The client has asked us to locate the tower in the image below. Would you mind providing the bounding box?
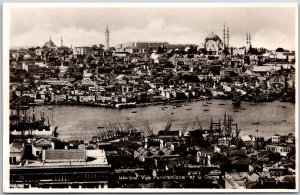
[61,37,63,47]
[246,32,251,52]
[105,25,109,50]
[223,23,226,49]
[226,25,229,48]
[249,33,251,47]
[246,33,249,51]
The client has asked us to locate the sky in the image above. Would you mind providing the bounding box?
[8,5,297,50]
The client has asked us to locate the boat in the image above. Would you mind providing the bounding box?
[186,108,192,110]
[233,110,239,112]
[232,97,241,107]
[282,105,287,108]
[203,104,209,107]
[115,102,137,109]
[131,111,137,113]
[232,100,241,107]
[206,102,212,105]
[251,122,259,125]
[218,103,225,105]
[204,109,209,111]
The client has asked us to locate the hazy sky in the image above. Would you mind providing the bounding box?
[9,5,297,50]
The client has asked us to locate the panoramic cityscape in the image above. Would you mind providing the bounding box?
[6,5,296,191]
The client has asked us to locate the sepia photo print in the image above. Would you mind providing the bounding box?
[3,3,298,193]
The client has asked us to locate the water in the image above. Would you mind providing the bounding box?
[28,100,295,141]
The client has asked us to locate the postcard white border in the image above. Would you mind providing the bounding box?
[2,3,299,193]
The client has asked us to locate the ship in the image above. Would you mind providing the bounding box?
[9,105,58,141]
[115,102,137,109]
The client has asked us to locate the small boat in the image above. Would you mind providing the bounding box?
[251,122,259,125]
[97,126,105,129]
[232,100,241,107]
[206,102,212,105]
[171,112,174,115]
[204,109,209,111]
[282,106,287,108]
[131,111,137,113]
[218,103,225,106]
[203,104,209,107]
[186,108,191,110]
[234,110,239,112]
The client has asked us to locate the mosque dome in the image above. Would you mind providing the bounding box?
[44,37,56,48]
[205,32,221,41]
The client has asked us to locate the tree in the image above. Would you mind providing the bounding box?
[276,47,285,52]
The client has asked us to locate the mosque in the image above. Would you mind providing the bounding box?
[43,37,57,48]
[204,24,229,56]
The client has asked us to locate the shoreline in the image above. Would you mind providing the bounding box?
[23,96,294,109]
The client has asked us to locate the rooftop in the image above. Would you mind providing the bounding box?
[11,149,109,169]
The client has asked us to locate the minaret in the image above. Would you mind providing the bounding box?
[246,32,251,52]
[249,33,251,47]
[223,23,226,49]
[61,37,63,47]
[105,25,109,50]
[226,25,229,48]
[246,33,248,52]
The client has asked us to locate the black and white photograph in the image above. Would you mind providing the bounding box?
[3,3,298,193]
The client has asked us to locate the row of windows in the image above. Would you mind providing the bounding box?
[10,173,107,183]
[266,147,291,153]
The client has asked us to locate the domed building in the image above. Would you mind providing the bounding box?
[43,37,57,49]
[204,32,224,56]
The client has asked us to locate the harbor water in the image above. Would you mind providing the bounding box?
[29,100,295,141]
